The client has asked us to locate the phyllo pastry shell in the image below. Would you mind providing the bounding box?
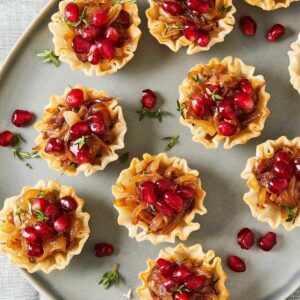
[112,153,206,244]
[243,0,298,10]
[34,85,127,176]
[241,136,300,231]
[178,56,270,149]
[49,0,141,76]
[288,33,300,95]
[0,180,90,273]
[146,0,236,54]
[137,243,229,300]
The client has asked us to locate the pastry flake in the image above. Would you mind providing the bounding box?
[288,33,300,95]
[244,0,298,10]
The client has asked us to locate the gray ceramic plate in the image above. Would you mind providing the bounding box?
[1,0,300,299]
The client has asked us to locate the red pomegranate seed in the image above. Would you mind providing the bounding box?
[31,198,48,212]
[240,16,257,37]
[89,114,106,135]
[59,196,78,212]
[156,179,177,193]
[183,23,199,42]
[239,79,254,96]
[88,44,101,65]
[187,0,209,13]
[45,138,64,154]
[162,277,179,290]
[66,88,84,107]
[93,10,109,27]
[295,159,300,179]
[82,25,102,42]
[266,24,285,42]
[21,227,39,243]
[273,161,293,180]
[177,185,195,200]
[197,31,210,47]
[184,275,208,290]
[34,221,55,241]
[141,89,157,110]
[105,26,121,44]
[275,151,291,164]
[217,99,237,120]
[191,97,210,118]
[94,243,114,257]
[45,204,61,222]
[218,121,237,136]
[72,35,91,54]
[174,293,192,300]
[0,131,14,147]
[98,39,115,60]
[164,192,184,212]
[64,2,80,23]
[237,228,255,250]
[26,243,44,257]
[11,110,33,127]
[157,258,174,276]
[228,256,246,272]
[268,177,288,194]
[257,232,277,251]
[69,141,90,164]
[70,122,91,139]
[172,266,191,283]
[162,1,183,15]
[139,181,158,204]
[117,10,131,28]
[155,201,173,217]
[233,91,254,111]
[54,215,72,232]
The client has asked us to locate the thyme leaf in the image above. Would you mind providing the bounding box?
[219,5,232,13]
[285,206,297,222]
[205,87,223,101]
[163,135,179,151]
[176,100,185,119]
[111,0,136,4]
[99,263,121,289]
[34,210,48,222]
[136,108,171,123]
[192,74,207,85]
[170,284,190,293]
[74,136,88,149]
[164,23,184,34]
[37,49,60,67]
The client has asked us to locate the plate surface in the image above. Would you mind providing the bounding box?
[0,1,300,299]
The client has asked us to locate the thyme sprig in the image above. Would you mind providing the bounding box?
[192,74,207,85]
[164,23,184,34]
[136,108,171,122]
[61,7,88,28]
[37,49,60,67]
[170,284,190,293]
[163,135,179,151]
[176,100,185,119]
[205,87,223,101]
[34,210,48,222]
[111,0,136,4]
[99,263,121,289]
[285,206,298,222]
[74,136,88,149]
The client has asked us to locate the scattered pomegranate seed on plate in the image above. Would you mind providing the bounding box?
[240,16,257,37]
[141,89,157,110]
[94,243,114,257]
[257,232,277,251]
[237,228,255,250]
[267,24,285,42]
[11,110,33,127]
[228,255,246,272]
[0,131,14,147]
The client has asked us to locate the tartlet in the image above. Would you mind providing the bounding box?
[178,56,270,149]
[137,243,229,300]
[146,0,236,54]
[0,180,90,273]
[241,136,300,231]
[34,85,127,176]
[243,0,299,10]
[112,153,206,244]
[49,0,141,76]
[288,33,300,95]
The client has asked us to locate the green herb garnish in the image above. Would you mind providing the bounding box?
[111,0,136,4]
[163,135,179,151]
[36,191,47,198]
[192,74,207,85]
[285,206,297,222]
[205,87,223,101]
[176,100,185,119]
[170,284,190,293]
[219,5,232,13]
[119,152,129,164]
[136,108,171,123]
[61,7,87,28]
[99,263,121,289]
[164,23,184,34]
[37,49,60,67]
[74,136,88,149]
[34,210,48,222]
[15,207,24,223]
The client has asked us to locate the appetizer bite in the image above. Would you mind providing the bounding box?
[112,153,206,244]
[137,243,229,299]
[49,0,141,76]
[288,32,300,95]
[243,0,298,10]
[35,86,127,176]
[0,180,90,273]
[178,56,270,149]
[146,0,236,54]
[241,137,300,231]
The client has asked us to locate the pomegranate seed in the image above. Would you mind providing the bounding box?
[295,159,300,179]
[105,26,121,44]
[177,185,195,199]
[45,204,61,222]
[11,110,33,127]
[139,181,158,204]
[197,31,210,47]
[88,44,101,65]
[183,23,199,42]
[162,1,183,15]
[31,198,48,212]
[70,122,91,139]
[240,16,257,36]
[69,141,90,164]
[94,243,114,257]
[208,84,220,94]
[184,275,208,290]
[218,121,237,136]
[191,97,210,118]
[82,25,102,42]
[34,221,55,241]
[0,131,14,147]
[257,232,277,251]
[98,39,115,60]
[89,113,106,135]
[59,196,78,212]
[239,79,254,96]
[155,201,173,217]
[237,228,255,250]
[267,24,285,42]
[164,192,184,212]
[275,151,291,164]
[268,177,288,194]
[72,35,91,54]
[156,179,177,193]
[233,91,254,111]
[64,2,80,23]
[45,138,64,154]
[27,243,44,257]
[228,256,246,272]
[174,293,192,300]
[218,99,237,120]
[93,10,109,27]
[54,215,72,232]
[157,258,174,276]
[21,227,39,243]
[141,89,157,110]
[273,161,293,179]
[162,277,179,290]
[172,266,191,283]
[66,88,84,107]
[187,0,209,13]
[117,10,131,28]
